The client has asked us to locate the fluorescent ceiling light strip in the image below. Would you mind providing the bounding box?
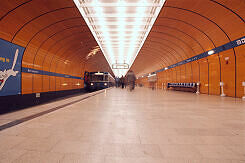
[79,3,162,7]
[126,1,165,68]
[84,14,157,18]
[88,22,155,26]
[87,28,148,32]
[73,0,112,67]
[74,0,165,77]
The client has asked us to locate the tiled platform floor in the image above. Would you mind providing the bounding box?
[0,88,245,163]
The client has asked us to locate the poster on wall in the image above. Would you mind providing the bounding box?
[0,39,25,96]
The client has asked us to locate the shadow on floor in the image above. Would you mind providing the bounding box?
[0,89,88,114]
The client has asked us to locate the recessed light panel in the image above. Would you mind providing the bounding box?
[74,0,165,77]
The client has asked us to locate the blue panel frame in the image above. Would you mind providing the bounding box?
[22,67,82,80]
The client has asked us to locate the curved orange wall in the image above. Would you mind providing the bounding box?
[134,0,245,98]
[0,0,112,95]
[1,0,244,98]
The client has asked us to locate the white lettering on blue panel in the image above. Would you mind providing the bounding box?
[236,37,245,45]
[27,69,39,74]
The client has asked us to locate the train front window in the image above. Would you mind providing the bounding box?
[91,75,104,82]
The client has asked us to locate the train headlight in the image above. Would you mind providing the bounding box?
[104,83,107,86]
[91,83,94,86]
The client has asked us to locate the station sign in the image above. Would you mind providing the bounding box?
[112,63,129,69]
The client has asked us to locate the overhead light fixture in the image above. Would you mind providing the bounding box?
[148,73,156,77]
[74,0,165,77]
[86,46,100,60]
[165,67,168,70]
[95,72,104,75]
[208,50,215,55]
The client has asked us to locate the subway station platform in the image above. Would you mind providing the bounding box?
[0,88,245,163]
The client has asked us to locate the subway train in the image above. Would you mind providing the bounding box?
[84,71,115,91]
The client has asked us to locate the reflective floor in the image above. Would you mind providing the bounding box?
[0,88,245,163]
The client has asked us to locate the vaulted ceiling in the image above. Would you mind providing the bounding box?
[0,0,244,77]
[131,0,244,77]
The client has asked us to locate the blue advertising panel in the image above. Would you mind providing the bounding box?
[0,39,25,96]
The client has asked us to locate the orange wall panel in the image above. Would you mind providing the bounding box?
[199,59,209,94]
[22,47,36,68]
[42,55,53,72]
[33,74,43,93]
[176,67,181,82]
[22,72,33,94]
[50,58,58,73]
[55,77,61,91]
[180,65,186,82]
[220,49,236,97]
[49,76,56,92]
[185,63,192,82]
[236,46,245,98]
[192,61,200,82]
[208,54,220,95]
[33,50,46,70]
[42,75,50,93]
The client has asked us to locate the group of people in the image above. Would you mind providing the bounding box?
[115,70,136,91]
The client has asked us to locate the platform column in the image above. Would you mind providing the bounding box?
[220,82,226,97]
[242,81,245,100]
[196,82,200,94]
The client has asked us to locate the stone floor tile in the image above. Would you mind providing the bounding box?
[0,149,27,163]
[50,140,85,154]
[0,135,26,152]
[105,156,165,163]
[195,145,243,159]
[15,137,60,152]
[0,88,244,162]
[59,153,105,163]
[11,151,64,163]
[123,144,163,158]
[159,144,202,159]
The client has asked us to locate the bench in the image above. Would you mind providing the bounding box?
[167,82,197,92]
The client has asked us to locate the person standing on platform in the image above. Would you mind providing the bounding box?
[115,77,120,88]
[126,70,136,91]
[120,76,125,89]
